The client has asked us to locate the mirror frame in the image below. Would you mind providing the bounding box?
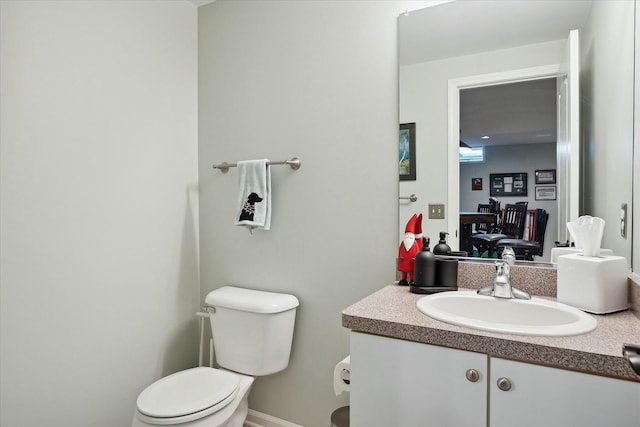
[447,65,563,253]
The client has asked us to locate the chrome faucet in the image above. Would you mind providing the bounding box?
[477,247,531,300]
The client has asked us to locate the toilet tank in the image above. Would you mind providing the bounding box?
[204,286,299,376]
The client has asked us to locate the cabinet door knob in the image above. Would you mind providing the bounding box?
[465,369,480,382]
[497,377,512,391]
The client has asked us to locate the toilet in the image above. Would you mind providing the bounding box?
[132,286,299,427]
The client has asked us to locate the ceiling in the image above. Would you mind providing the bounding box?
[460,78,557,147]
[399,0,593,148]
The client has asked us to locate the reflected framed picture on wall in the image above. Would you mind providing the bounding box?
[490,173,527,197]
[535,186,557,200]
[535,169,556,184]
[472,178,482,190]
[399,123,416,181]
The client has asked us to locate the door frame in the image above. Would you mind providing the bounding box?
[447,65,560,250]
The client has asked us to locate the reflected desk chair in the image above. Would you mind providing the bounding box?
[495,208,549,261]
[471,202,528,258]
[473,204,492,235]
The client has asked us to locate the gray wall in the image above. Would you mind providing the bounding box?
[0,1,199,426]
[460,143,558,261]
[580,0,634,261]
[198,1,405,425]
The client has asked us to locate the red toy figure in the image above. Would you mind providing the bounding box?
[397,214,420,285]
[415,213,424,252]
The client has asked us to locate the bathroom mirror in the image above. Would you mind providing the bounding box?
[398,0,634,267]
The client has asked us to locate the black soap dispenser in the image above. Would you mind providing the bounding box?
[411,237,458,294]
[412,237,436,290]
[433,232,452,255]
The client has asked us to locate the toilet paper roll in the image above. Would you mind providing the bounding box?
[333,355,350,396]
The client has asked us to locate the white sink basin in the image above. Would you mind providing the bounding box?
[416,291,597,336]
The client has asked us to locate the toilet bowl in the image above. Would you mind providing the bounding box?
[132,286,299,427]
[132,367,254,427]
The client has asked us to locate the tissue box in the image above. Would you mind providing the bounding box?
[550,247,613,264]
[557,254,628,313]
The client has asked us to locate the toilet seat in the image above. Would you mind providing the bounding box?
[136,367,240,425]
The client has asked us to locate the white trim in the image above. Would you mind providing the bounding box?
[447,65,560,249]
[244,409,305,427]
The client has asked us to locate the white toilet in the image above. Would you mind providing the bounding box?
[132,286,299,427]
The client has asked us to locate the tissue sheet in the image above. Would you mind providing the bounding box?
[567,216,605,257]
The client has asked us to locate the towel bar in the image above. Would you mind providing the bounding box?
[212,157,301,173]
[400,194,418,202]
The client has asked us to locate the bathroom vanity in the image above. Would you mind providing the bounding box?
[342,282,640,427]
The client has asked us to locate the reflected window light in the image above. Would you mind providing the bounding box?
[459,146,485,163]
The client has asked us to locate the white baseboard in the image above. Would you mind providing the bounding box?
[244,409,304,427]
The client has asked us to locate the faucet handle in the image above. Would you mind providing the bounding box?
[501,247,515,265]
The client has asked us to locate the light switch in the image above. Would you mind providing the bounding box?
[428,204,445,219]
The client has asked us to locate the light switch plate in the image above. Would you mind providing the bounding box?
[428,204,445,219]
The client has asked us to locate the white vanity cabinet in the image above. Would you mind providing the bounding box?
[350,332,640,427]
[490,357,640,427]
[350,332,487,427]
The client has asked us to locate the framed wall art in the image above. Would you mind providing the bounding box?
[490,173,527,197]
[535,186,557,200]
[535,169,556,184]
[399,122,416,181]
[472,177,482,191]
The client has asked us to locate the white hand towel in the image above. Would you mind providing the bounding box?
[235,159,271,231]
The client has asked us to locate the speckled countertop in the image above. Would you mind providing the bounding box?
[342,282,640,383]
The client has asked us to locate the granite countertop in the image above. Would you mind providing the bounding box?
[342,284,640,382]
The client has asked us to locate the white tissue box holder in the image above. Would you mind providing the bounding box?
[557,254,628,314]
[550,247,613,264]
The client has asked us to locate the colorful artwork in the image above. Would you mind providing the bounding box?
[400,123,415,181]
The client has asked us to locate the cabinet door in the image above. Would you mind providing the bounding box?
[490,357,640,427]
[350,332,487,427]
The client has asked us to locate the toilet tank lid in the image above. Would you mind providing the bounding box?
[205,286,299,314]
